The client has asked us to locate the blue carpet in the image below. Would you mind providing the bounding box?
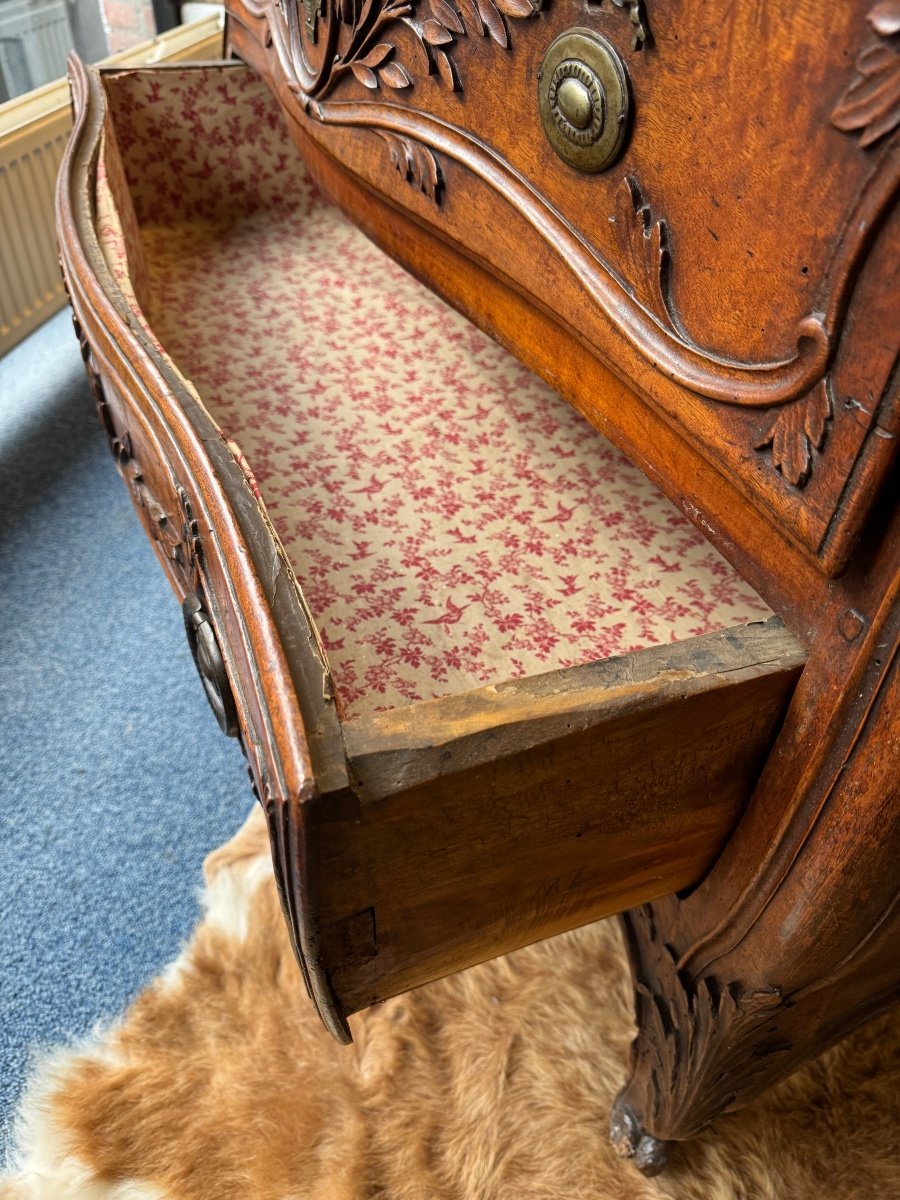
[0,311,251,1163]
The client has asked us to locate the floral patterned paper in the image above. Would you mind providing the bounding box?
[97,66,771,720]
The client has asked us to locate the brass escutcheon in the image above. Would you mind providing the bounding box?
[538,29,632,173]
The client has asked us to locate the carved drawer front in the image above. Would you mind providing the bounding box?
[227,0,900,575]
[58,59,807,1040]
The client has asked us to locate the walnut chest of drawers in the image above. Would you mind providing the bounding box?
[57,0,899,1172]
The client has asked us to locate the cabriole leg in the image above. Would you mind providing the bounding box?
[611,571,900,1173]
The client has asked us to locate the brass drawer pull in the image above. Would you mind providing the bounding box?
[182,592,239,737]
[538,29,632,173]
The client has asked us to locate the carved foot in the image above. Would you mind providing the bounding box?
[609,1095,668,1176]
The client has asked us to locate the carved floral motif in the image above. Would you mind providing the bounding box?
[832,2,900,146]
[270,0,652,100]
[272,0,543,104]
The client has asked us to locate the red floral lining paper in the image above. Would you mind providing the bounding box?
[97,66,771,720]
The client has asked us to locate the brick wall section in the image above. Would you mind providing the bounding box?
[100,0,156,54]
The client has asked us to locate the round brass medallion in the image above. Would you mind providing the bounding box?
[538,29,631,173]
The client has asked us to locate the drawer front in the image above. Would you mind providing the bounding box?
[58,56,354,1042]
[228,0,899,574]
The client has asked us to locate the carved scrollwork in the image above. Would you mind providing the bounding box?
[607,176,838,490]
[71,317,204,589]
[832,2,900,147]
[249,1,837,415]
[121,454,187,563]
[606,178,861,489]
[72,309,109,420]
[314,94,838,400]
[71,315,241,741]
[106,439,199,590]
[175,483,204,586]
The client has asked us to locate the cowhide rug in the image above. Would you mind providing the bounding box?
[3,808,898,1200]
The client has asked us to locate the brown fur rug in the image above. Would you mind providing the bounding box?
[3,808,898,1200]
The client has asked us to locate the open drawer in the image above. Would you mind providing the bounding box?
[57,59,805,1041]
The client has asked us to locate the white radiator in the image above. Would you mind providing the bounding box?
[0,14,224,359]
[0,88,69,357]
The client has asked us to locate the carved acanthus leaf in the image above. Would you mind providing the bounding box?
[755,379,834,488]
[642,975,784,1133]
[832,3,900,147]
[616,907,788,1147]
[378,131,443,202]
[610,176,675,333]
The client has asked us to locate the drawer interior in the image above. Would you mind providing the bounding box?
[84,62,805,1021]
[95,63,771,724]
